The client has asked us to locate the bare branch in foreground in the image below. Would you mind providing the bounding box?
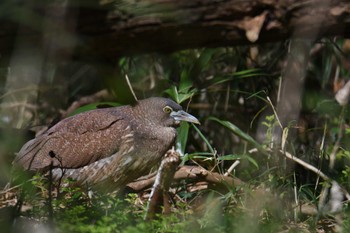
[145,148,180,220]
[128,165,243,193]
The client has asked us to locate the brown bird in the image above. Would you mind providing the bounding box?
[14,97,199,191]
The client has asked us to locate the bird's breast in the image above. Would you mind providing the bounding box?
[135,125,177,157]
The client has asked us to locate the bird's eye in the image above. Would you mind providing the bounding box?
[163,106,173,114]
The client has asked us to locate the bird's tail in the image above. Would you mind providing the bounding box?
[13,136,53,171]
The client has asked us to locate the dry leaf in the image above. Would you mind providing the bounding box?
[241,11,267,43]
[335,80,350,106]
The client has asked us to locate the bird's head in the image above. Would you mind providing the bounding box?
[135,97,200,127]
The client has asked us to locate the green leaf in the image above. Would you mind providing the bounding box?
[179,70,192,91]
[164,86,180,104]
[176,122,190,155]
[217,154,259,169]
[68,102,121,116]
[231,68,265,77]
[164,84,197,104]
[208,117,265,153]
[192,124,215,155]
[181,152,215,165]
[209,68,268,87]
[189,48,216,79]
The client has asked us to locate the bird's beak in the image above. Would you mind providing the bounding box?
[170,110,200,125]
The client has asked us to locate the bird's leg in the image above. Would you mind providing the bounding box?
[55,166,67,199]
[47,161,54,227]
[145,147,180,220]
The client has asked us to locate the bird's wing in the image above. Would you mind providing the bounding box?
[14,108,132,171]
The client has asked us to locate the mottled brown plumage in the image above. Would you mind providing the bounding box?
[14,97,199,190]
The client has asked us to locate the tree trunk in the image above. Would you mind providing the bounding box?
[0,0,349,59]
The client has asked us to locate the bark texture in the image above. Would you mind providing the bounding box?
[0,0,349,59]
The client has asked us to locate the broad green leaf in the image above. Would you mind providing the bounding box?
[176,122,190,156]
[164,84,197,104]
[179,70,192,91]
[164,86,180,103]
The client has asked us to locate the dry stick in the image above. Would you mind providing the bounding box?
[250,148,329,181]
[224,160,240,176]
[127,173,157,191]
[63,89,111,117]
[128,165,243,192]
[283,150,330,182]
[249,148,350,201]
[0,175,46,195]
[145,148,180,220]
[125,74,138,102]
[1,176,42,214]
[266,96,283,129]
[176,166,243,187]
[315,122,328,192]
[0,183,23,195]
[0,85,39,100]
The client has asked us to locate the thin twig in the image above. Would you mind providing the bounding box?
[125,74,138,102]
[266,96,283,129]
[62,89,111,116]
[315,122,327,191]
[0,85,39,100]
[249,148,350,201]
[282,149,328,181]
[329,107,345,170]
[249,148,329,181]
[0,177,41,195]
[293,172,298,222]
[0,184,23,195]
[224,160,240,176]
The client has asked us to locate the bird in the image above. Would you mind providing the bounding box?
[13,97,199,191]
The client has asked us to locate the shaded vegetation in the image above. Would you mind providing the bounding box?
[1,21,350,233]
